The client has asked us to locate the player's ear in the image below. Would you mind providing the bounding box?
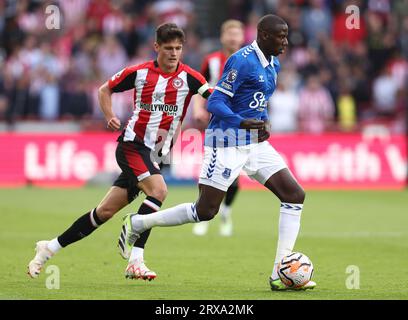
[261,30,269,41]
[154,42,160,53]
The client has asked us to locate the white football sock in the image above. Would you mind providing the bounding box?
[271,202,303,279]
[47,238,62,254]
[219,203,232,223]
[131,203,199,233]
[129,247,144,262]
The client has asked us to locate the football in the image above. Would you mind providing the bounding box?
[277,252,314,288]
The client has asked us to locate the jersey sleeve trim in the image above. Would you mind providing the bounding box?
[198,83,210,96]
[186,66,209,96]
[214,86,234,97]
[108,66,138,93]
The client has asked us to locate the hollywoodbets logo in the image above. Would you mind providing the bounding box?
[140,103,179,116]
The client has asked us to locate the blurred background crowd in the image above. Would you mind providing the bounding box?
[0,0,407,134]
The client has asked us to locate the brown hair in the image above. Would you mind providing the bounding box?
[221,19,244,34]
[155,23,186,44]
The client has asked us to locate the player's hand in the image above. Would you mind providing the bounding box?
[257,129,270,142]
[239,119,265,130]
[107,117,121,131]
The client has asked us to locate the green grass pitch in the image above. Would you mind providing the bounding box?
[0,186,407,300]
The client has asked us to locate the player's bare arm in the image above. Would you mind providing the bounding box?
[192,95,210,126]
[98,82,121,131]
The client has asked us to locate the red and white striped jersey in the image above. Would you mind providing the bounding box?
[108,60,211,155]
[201,51,228,86]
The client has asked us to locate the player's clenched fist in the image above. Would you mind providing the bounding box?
[239,119,265,130]
[107,117,121,131]
[257,129,270,142]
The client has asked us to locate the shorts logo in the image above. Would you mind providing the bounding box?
[222,168,231,179]
[226,69,238,83]
[207,148,217,178]
[172,77,184,89]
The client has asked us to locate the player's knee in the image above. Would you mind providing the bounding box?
[295,187,306,203]
[196,203,219,221]
[146,186,168,202]
[283,187,305,204]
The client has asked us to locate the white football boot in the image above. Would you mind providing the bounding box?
[192,221,209,236]
[125,258,157,281]
[269,277,317,291]
[219,217,233,237]
[27,241,54,278]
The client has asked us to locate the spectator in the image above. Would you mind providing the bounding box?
[86,0,112,32]
[400,16,408,59]
[268,72,299,132]
[4,46,31,120]
[301,0,332,48]
[35,42,63,120]
[298,75,335,134]
[372,65,399,118]
[117,14,141,57]
[386,50,408,91]
[332,0,367,47]
[96,35,127,79]
[102,3,125,36]
[244,11,259,44]
[350,64,371,119]
[337,82,357,132]
[0,0,405,132]
[57,0,89,31]
[366,10,397,76]
[151,0,194,28]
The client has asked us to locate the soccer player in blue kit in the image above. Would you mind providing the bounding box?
[118,14,316,291]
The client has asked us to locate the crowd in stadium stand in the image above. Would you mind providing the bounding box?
[0,0,406,133]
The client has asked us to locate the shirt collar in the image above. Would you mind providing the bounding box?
[251,40,274,68]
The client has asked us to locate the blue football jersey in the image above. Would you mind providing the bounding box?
[205,40,281,147]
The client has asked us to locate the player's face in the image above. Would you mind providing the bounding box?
[221,27,245,54]
[155,39,183,73]
[259,24,289,56]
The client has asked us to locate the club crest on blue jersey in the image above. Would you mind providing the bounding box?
[226,69,238,83]
[222,168,232,179]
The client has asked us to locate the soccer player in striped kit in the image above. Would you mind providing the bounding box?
[118,15,316,291]
[192,20,245,237]
[28,23,212,281]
